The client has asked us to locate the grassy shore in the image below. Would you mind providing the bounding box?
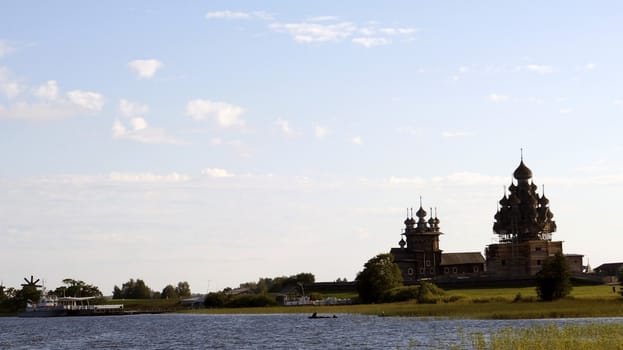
[185,285,623,319]
[454,322,623,349]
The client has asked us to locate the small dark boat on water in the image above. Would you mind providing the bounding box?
[308,312,337,319]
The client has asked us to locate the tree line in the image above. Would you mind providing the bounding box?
[204,272,316,308]
[112,279,191,300]
[0,277,195,313]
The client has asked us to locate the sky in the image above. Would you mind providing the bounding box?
[2,1,623,294]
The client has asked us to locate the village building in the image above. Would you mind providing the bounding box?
[485,157,578,277]
[390,203,485,283]
[390,156,584,284]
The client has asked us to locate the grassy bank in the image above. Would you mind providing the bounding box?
[448,322,623,349]
[186,285,623,319]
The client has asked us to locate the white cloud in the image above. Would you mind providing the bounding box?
[206,10,251,19]
[108,172,191,183]
[130,117,148,130]
[585,63,596,70]
[202,168,233,177]
[525,64,553,74]
[113,117,181,145]
[0,78,105,121]
[378,27,417,35]
[120,99,149,118]
[261,17,416,47]
[270,22,357,43]
[315,125,327,138]
[128,59,163,79]
[352,37,390,48]
[351,136,363,145]
[66,90,104,111]
[442,131,470,138]
[0,67,22,99]
[186,99,245,128]
[112,120,126,137]
[614,99,623,106]
[0,40,15,57]
[33,80,59,100]
[206,10,272,20]
[489,93,509,103]
[0,80,21,99]
[308,16,339,22]
[113,101,181,145]
[276,119,299,136]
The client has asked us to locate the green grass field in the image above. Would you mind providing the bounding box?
[182,285,623,319]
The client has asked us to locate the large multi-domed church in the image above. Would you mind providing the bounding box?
[389,156,583,284]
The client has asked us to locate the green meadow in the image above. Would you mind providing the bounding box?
[184,285,623,319]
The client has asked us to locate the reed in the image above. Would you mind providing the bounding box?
[464,322,623,349]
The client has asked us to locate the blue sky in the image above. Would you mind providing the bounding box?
[2,1,623,294]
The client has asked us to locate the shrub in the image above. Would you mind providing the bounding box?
[204,292,227,308]
[416,281,446,304]
[536,251,572,301]
[225,294,277,308]
[355,253,403,303]
[381,286,420,303]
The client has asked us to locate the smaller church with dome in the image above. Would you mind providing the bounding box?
[389,156,584,285]
[390,202,486,283]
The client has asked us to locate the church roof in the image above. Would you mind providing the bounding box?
[440,252,485,266]
[513,160,533,180]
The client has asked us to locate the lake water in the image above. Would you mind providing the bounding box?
[1,314,622,349]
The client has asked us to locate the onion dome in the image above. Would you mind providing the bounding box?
[416,206,427,218]
[399,238,406,248]
[546,210,554,220]
[530,182,538,192]
[499,194,509,207]
[539,194,550,206]
[404,217,415,226]
[434,216,440,225]
[428,208,435,226]
[513,160,533,181]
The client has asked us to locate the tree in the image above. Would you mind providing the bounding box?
[295,273,315,285]
[204,292,227,307]
[536,251,572,301]
[161,285,177,299]
[7,285,42,311]
[112,278,152,299]
[355,253,403,303]
[53,278,102,297]
[175,281,191,297]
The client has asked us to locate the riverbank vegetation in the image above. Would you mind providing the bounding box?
[442,322,623,349]
[188,285,623,319]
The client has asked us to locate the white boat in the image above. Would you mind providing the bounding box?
[18,295,67,317]
[18,296,124,317]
